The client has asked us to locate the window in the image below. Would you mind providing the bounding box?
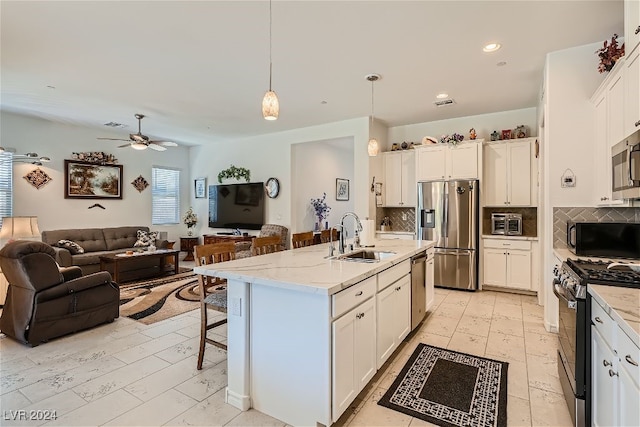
[152,167,180,225]
[0,152,13,226]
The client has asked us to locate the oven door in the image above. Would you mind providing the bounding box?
[554,281,579,395]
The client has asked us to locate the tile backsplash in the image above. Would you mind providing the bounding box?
[375,207,415,232]
[553,207,640,248]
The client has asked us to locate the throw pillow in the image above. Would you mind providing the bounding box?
[57,239,85,255]
[134,230,159,247]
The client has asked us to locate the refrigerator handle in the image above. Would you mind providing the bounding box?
[443,186,449,237]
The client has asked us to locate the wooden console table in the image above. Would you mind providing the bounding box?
[180,236,200,261]
[203,234,254,245]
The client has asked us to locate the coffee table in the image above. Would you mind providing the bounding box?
[99,249,180,283]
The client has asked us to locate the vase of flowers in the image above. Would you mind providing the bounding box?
[596,34,625,73]
[183,207,197,236]
[310,193,331,231]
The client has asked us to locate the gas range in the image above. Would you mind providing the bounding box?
[554,259,640,301]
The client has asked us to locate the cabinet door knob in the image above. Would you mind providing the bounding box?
[635,120,640,127]
[603,359,612,367]
[608,369,618,377]
[355,291,363,297]
[595,316,603,324]
[635,25,640,35]
[625,355,639,366]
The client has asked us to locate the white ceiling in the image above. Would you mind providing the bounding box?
[0,1,624,146]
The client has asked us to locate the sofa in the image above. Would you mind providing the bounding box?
[41,226,169,282]
[0,240,119,346]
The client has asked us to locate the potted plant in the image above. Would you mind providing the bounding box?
[183,207,198,236]
[596,34,625,73]
[310,193,331,231]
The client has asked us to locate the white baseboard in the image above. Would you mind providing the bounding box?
[226,387,251,411]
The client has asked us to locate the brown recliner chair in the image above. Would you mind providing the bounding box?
[0,240,119,346]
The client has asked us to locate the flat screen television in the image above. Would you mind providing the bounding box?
[208,182,265,230]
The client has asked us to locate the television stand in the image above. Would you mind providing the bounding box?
[203,234,254,245]
[217,232,234,235]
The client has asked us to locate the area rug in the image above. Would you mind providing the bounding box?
[119,269,202,325]
[378,343,508,427]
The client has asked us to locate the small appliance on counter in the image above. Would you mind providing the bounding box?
[491,213,523,235]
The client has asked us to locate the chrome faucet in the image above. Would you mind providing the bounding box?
[339,212,363,254]
[327,224,344,258]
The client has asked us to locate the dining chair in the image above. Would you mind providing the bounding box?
[193,242,236,370]
[291,231,315,248]
[320,228,338,243]
[251,235,283,256]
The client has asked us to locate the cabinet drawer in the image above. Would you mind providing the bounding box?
[483,239,531,250]
[332,276,376,318]
[591,298,616,347]
[617,325,640,387]
[377,259,411,292]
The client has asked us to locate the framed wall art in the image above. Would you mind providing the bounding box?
[336,178,349,201]
[64,160,123,199]
[195,177,207,198]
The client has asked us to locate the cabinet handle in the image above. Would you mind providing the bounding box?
[625,355,639,367]
[603,359,612,367]
[635,120,640,127]
[355,291,363,297]
[357,312,365,319]
[635,25,640,35]
[595,316,603,324]
[356,313,361,319]
[503,243,511,246]
[608,369,618,377]
[395,286,401,291]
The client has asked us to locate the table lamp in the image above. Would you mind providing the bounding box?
[0,216,41,245]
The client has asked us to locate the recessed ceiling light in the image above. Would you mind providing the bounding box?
[436,93,449,99]
[321,100,327,104]
[483,43,501,53]
[46,85,56,89]
[497,61,507,67]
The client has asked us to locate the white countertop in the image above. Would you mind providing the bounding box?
[588,285,640,347]
[193,239,435,296]
[375,230,415,235]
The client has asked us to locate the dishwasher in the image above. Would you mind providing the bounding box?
[411,251,427,330]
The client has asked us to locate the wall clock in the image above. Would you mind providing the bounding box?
[265,177,280,198]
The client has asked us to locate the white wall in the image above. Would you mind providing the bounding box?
[388,107,537,146]
[189,117,371,239]
[541,41,607,331]
[291,137,355,235]
[2,111,191,241]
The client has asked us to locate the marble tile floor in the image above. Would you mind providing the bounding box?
[0,282,571,427]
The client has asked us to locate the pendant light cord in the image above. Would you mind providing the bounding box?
[370,79,375,126]
[269,0,273,91]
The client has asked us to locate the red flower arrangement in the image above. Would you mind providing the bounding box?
[596,34,625,73]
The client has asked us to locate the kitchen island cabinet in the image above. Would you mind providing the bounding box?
[194,239,435,426]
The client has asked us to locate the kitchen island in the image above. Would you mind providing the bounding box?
[193,238,435,426]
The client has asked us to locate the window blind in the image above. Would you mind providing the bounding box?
[0,152,13,227]
[152,167,180,225]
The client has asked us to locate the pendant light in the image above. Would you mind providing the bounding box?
[262,0,279,120]
[366,74,380,156]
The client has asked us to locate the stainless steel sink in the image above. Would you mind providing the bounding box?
[336,250,396,263]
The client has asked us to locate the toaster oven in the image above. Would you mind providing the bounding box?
[491,213,523,236]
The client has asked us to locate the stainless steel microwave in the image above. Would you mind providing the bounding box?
[612,132,640,200]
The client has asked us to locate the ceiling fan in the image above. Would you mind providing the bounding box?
[97,113,178,151]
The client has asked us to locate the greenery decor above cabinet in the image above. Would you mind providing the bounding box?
[415,140,480,181]
[483,138,536,207]
[382,151,415,207]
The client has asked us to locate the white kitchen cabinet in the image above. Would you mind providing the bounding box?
[483,139,534,207]
[591,326,619,427]
[624,47,640,138]
[590,295,640,427]
[415,141,480,181]
[425,248,435,312]
[383,151,415,207]
[376,261,411,369]
[482,239,532,290]
[332,296,376,421]
[608,63,626,147]
[625,0,640,56]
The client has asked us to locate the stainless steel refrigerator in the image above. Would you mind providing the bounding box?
[417,180,479,290]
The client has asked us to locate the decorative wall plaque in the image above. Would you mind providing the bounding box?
[131,175,149,193]
[24,168,52,189]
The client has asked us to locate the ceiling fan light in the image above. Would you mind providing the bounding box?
[39,157,51,162]
[131,142,147,150]
[368,138,379,156]
[262,90,279,120]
